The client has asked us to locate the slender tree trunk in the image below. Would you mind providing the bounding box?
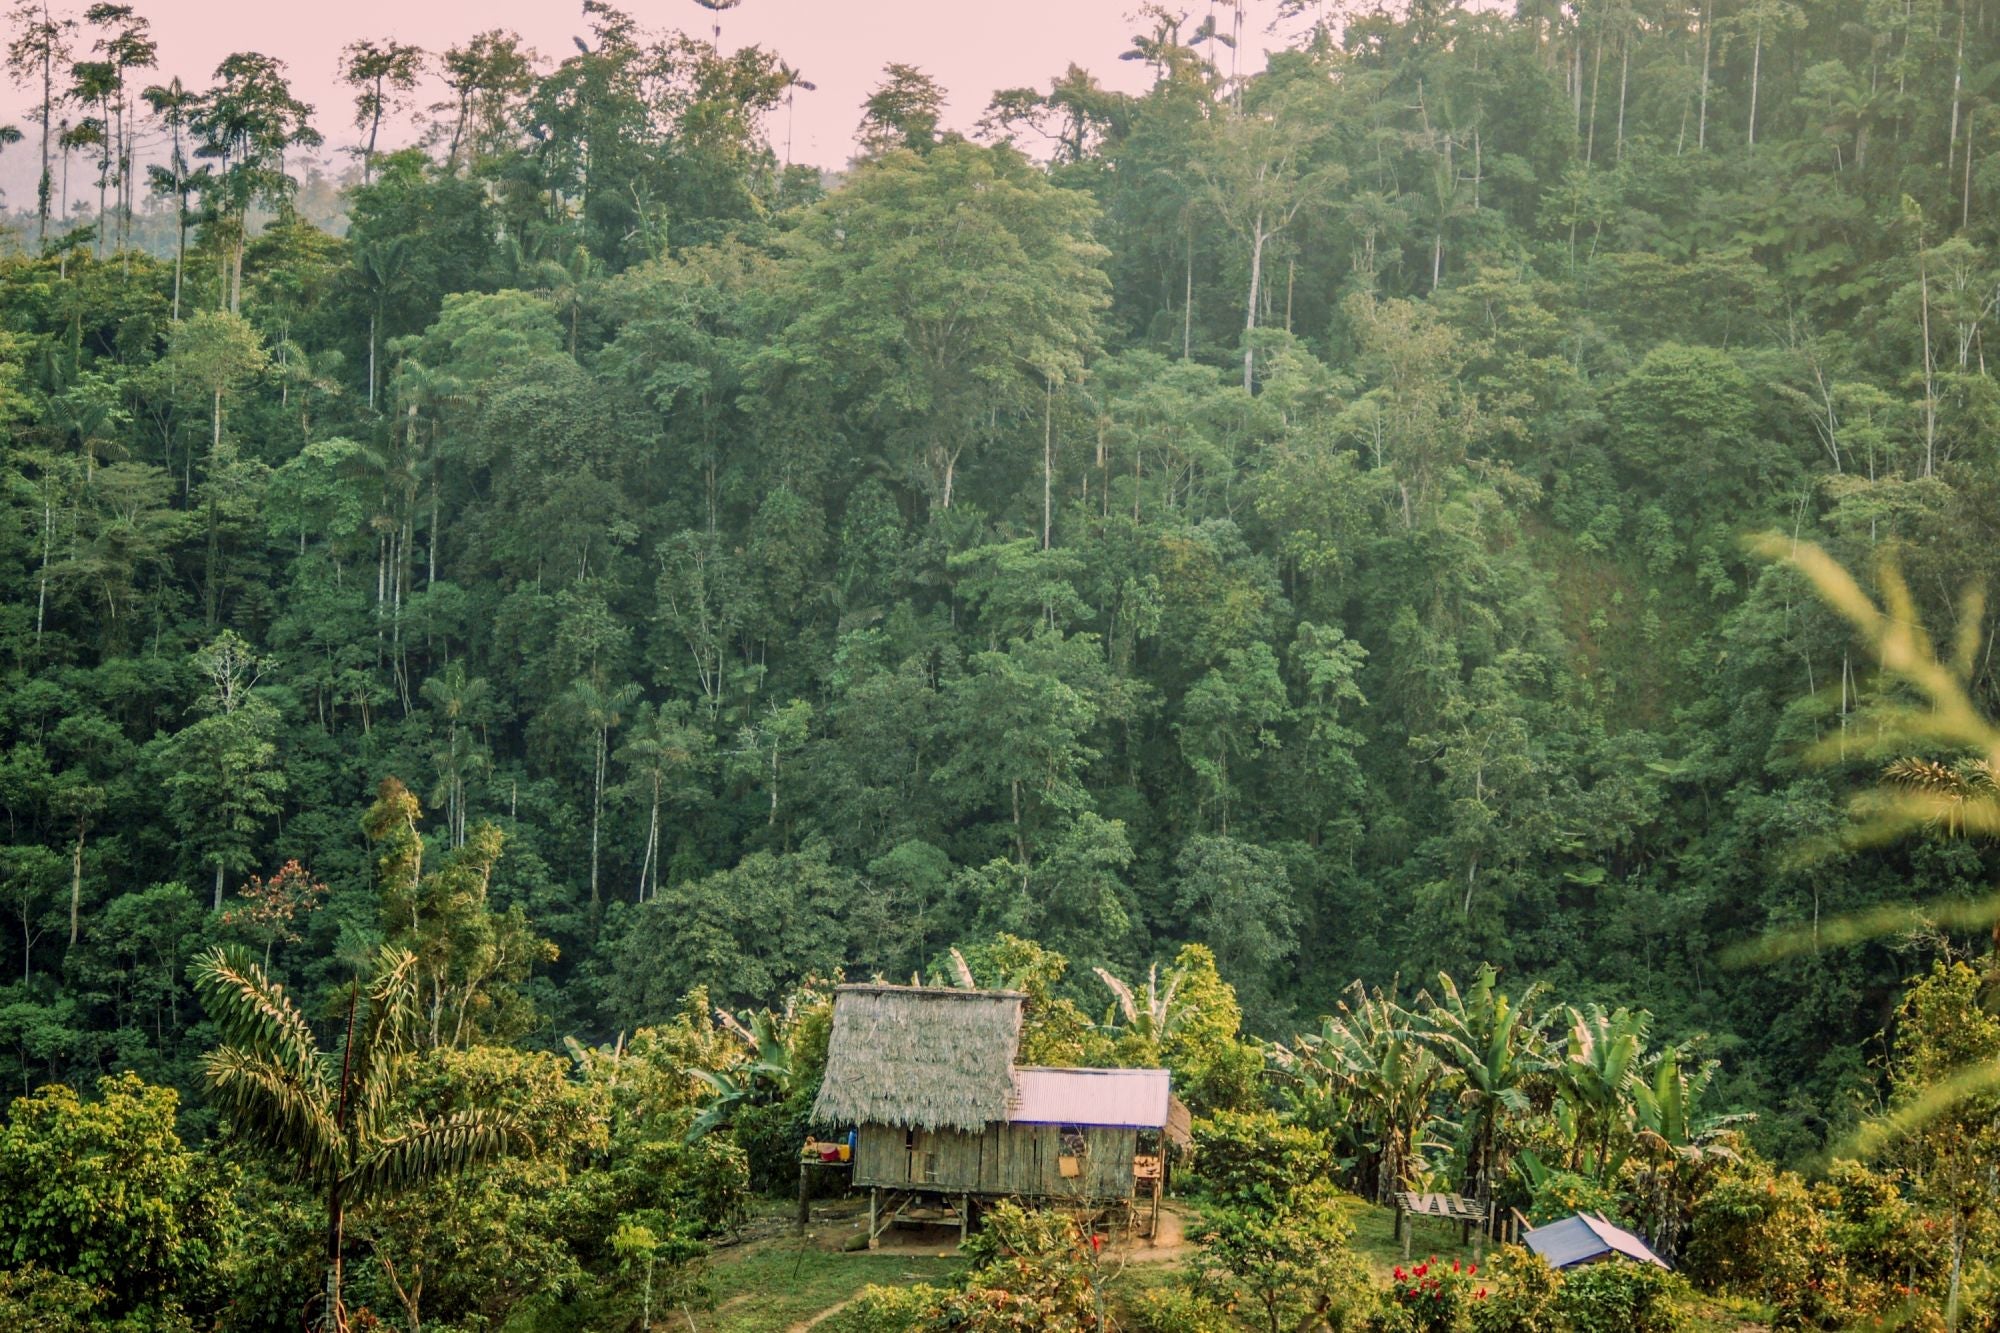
[36,17,51,242]
[590,729,605,906]
[1919,244,1937,476]
[172,203,185,320]
[1042,379,1054,551]
[1949,7,1966,172]
[637,787,659,903]
[67,821,83,946]
[1243,214,1265,393]
[1748,29,1764,151]
[1615,31,1631,161]
[1964,107,1976,230]
[1698,0,1713,150]
[1585,20,1604,164]
[1168,224,1184,358]
[36,490,52,645]
[213,862,224,911]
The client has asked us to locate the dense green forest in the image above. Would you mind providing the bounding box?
[2,0,2000,1327]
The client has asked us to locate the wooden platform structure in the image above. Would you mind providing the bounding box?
[1393,1191,1489,1258]
[810,984,1192,1245]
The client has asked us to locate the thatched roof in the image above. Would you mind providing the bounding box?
[811,984,1025,1132]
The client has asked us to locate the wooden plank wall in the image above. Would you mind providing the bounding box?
[849,1122,1137,1199]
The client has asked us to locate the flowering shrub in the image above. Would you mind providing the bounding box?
[1384,1256,1486,1333]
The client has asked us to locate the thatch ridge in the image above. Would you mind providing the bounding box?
[812,985,1025,1132]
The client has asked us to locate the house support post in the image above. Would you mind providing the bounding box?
[797,1160,810,1233]
[959,1193,970,1247]
[868,1187,880,1251]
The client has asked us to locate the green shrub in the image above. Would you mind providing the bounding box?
[1468,1246,1562,1333]
[1189,1108,1329,1208]
[1526,1171,1622,1226]
[730,1099,807,1195]
[820,1283,943,1333]
[1684,1161,1848,1328]
[1552,1261,1683,1333]
[1122,1284,1240,1333]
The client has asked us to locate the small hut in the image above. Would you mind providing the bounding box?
[1522,1212,1670,1270]
[810,984,1192,1242]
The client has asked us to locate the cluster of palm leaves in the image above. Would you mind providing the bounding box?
[1270,966,1743,1253]
[1740,536,2000,1143]
[193,943,524,1333]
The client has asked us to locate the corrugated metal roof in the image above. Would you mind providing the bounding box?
[1522,1213,1669,1270]
[1007,1066,1173,1129]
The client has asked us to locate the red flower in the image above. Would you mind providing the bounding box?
[1468,1264,1477,1276]
[1394,1267,1405,1281]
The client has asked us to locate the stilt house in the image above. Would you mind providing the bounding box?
[810,984,1191,1235]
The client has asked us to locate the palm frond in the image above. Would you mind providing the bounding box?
[201,1044,341,1171]
[341,1109,525,1205]
[192,946,330,1088]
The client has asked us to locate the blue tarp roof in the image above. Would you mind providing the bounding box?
[1521,1212,1669,1270]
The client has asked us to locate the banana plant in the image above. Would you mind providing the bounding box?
[1419,964,1549,1214]
[1629,1040,1752,1259]
[1553,1002,1650,1182]
[687,1005,795,1141]
[1280,981,1443,1203]
[1093,960,1187,1054]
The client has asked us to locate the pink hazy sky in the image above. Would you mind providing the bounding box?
[0,0,1275,195]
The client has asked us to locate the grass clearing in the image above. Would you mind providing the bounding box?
[701,1205,964,1333]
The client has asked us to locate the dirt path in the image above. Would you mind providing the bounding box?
[786,1291,862,1332]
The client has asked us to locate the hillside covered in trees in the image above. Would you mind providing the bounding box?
[2,0,2000,1326]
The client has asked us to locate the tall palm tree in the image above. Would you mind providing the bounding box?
[142,77,198,319]
[193,944,521,1333]
[421,663,492,847]
[565,676,640,907]
[777,62,814,166]
[616,700,709,903]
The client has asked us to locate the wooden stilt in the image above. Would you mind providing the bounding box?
[868,1187,880,1250]
[959,1193,970,1246]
